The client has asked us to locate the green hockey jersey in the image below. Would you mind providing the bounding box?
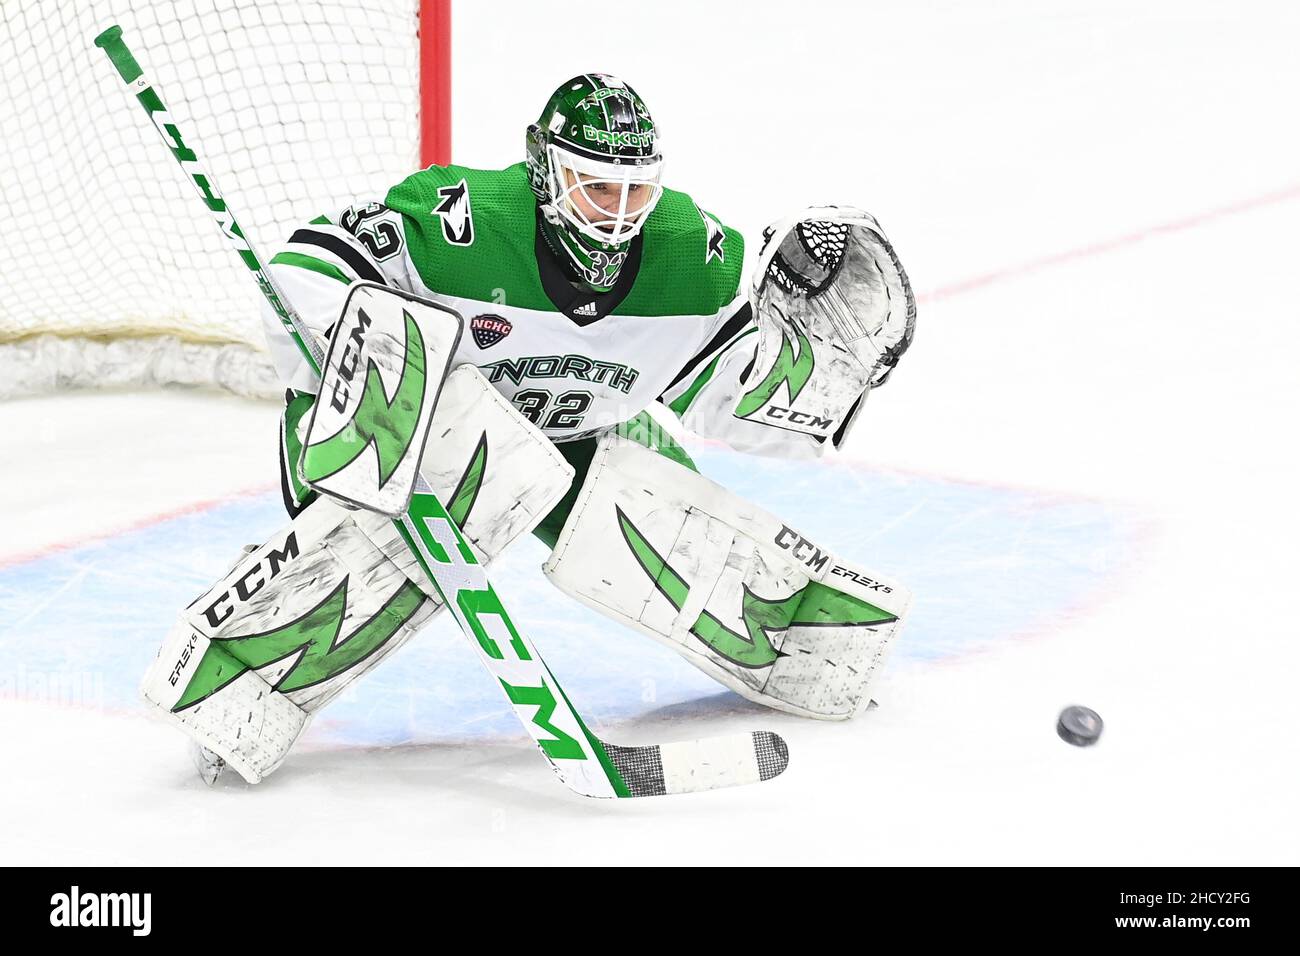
[262,162,823,456]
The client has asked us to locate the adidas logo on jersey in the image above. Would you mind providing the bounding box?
[572,301,598,317]
[470,313,512,349]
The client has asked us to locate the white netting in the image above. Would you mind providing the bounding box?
[0,0,424,399]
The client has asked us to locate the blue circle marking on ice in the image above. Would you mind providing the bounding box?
[0,450,1133,747]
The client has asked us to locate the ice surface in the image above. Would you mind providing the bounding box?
[0,451,1132,743]
[0,0,1296,865]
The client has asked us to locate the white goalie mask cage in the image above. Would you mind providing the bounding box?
[546,143,665,246]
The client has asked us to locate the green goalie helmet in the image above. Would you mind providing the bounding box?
[526,73,664,292]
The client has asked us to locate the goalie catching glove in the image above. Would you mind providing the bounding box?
[738,206,916,441]
[665,206,916,459]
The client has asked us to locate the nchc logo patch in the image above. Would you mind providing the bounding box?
[470,313,512,349]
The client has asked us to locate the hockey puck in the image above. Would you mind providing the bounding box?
[1056,706,1103,747]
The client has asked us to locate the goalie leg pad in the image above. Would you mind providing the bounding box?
[141,500,438,783]
[543,435,911,719]
[143,366,574,782]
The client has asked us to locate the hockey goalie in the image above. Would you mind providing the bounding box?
[141,73,918,786]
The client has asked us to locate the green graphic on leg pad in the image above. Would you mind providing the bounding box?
[175,577,425,710]
[445,433,488,528]
[617,507,895,668]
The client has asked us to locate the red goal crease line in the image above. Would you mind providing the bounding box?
[0,483,277,572]
[918,181,1300,305]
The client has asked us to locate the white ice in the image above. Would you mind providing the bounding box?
[1,0,1297,865]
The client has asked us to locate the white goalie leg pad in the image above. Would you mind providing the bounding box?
[368,363,575,574]
[543,435,911,719]
[140,499,433,783]
[142,366,573,783]
[292,363,575,586]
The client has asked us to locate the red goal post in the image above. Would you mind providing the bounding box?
[0,0,451,399]
[420,0,452,169]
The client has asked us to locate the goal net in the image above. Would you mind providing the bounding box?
[0,0,445,399]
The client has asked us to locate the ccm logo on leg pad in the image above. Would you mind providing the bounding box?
[774,525,829,572]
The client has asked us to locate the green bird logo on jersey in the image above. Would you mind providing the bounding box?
[434,178,475,246]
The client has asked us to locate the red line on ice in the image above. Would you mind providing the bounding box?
[0,483,277,571]
[917,181,1300,304]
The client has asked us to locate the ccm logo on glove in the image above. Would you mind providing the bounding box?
[764,406,834,430]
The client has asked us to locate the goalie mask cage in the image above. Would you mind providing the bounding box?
[0,0,451,400]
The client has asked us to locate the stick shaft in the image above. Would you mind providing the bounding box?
[94,25,628,797]
[95,25,322,374]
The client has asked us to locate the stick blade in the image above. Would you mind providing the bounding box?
[601,731,789,798]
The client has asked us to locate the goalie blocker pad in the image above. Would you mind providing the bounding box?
[300,281,463,516]
[544,435,911,719]
[737,207,916,446]
[141,365,574,783]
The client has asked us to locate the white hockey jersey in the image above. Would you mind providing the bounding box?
[262,162,836,458]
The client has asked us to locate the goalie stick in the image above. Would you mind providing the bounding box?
[94,25,788,797]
